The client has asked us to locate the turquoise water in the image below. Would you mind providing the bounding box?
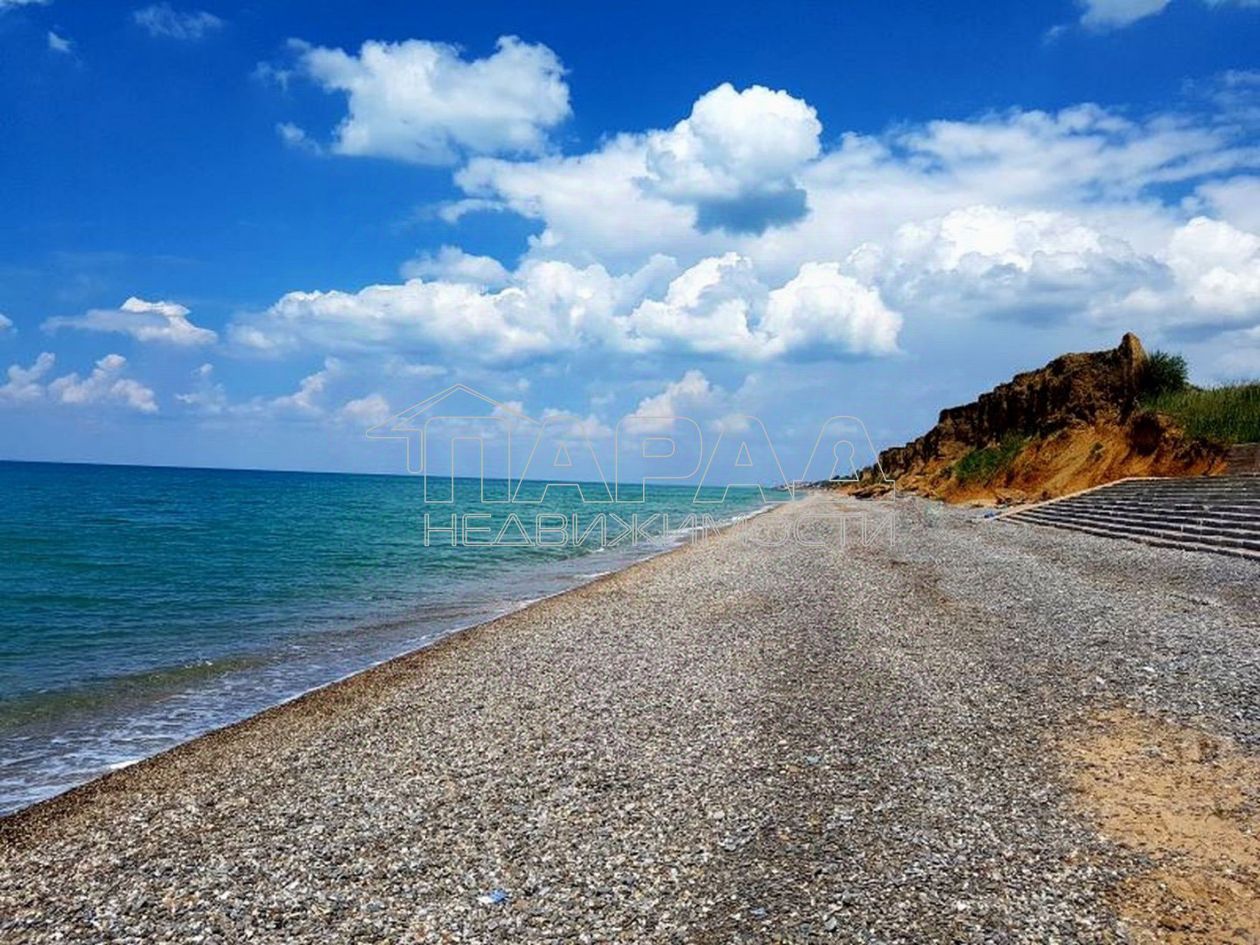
[0,461,771,813]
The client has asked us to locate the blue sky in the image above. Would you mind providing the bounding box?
[1,0,1258,478]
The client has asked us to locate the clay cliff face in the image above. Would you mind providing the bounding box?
[861,334,1226,504]
[878,333,1148,479]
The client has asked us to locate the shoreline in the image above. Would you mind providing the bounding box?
[0,496,785,834]
[4,490,1256,942]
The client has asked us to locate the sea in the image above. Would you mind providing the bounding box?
[0,461,773,814]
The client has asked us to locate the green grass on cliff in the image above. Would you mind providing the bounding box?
[1140,350,1189,398]
[1142,382,1260,445]
[951,434,1029,484]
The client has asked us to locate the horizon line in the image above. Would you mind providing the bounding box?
[0,456,804,490]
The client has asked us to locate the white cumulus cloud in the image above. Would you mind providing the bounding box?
[621,370,756,436]
[227,82,1260,390]
[641,83,821,233]
[2,353,158,414]
[538,407,612,440]
[44,297,217,346]
[626,253,765,356]
[0,353,55,404]
[178,359,395,424]
[762,262,902,357]
[232,278,573,364]
[625,369,721,433]
[625,254,901,358]
[48,354,158,413]
[446,92,1260,348]
[452,98,1260,279]
[280,35,570,165]
[400,245,511,286]
[1166,216,1260,319]
[339,392,392,427]
[456,134,696,269]
[847,205,1159,322]
[231,251,902,365]
[1096,216,1260,327]
[270,357,341,416]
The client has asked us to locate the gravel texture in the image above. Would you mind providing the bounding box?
[1,492,1257,943]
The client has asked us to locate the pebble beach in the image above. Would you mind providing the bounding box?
[2,491,1258,943]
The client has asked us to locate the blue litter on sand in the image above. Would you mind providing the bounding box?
[477,889,509,906]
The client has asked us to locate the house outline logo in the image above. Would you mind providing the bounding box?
[367,383,613,505]
[366,383,533,497]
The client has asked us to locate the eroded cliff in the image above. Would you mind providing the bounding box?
[855,334,1228,505]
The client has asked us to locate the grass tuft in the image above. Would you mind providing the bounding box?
[953,434,1028,484]
[1142,383,1260,445]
